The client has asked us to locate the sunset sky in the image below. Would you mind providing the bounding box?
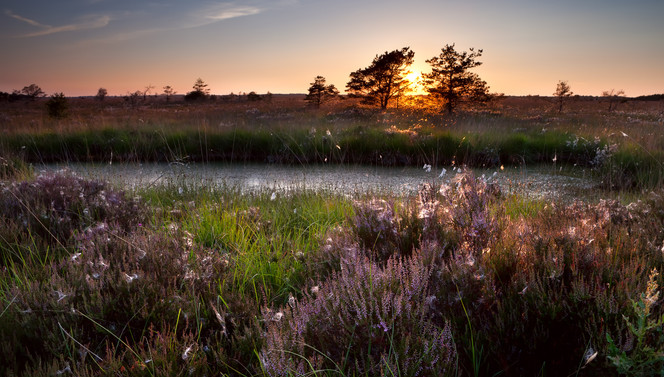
[1,0,662,97]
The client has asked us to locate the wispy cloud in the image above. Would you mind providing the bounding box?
[205,5,262,21]
[8,1,285,47]
[5,10,50,28]
[5,10,110,37]
[182,2,267,28]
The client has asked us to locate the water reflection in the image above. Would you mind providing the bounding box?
[37,163,598,200]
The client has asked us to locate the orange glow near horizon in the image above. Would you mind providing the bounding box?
[405,71,425,95]
[1,2,662,97]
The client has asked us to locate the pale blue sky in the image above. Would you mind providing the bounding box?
[1,0,662,96]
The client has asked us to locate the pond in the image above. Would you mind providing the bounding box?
[36,162,599,201]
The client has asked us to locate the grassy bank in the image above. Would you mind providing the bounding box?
[1,95,663,190]
[1,170,663,376]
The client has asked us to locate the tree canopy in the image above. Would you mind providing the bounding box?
[346,47,414,109]
[423,44,489,114]
[95,88,107,101]
[21,84,46,101]
[305,76,339,108]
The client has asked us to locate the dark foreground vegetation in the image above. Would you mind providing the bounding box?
[1,167,664,376]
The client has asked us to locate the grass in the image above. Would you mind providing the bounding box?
[2,94,663,190]
[1,95,664,375]
[1,169,664,376]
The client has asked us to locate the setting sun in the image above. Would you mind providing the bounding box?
[405,71,420,84]
[405,71,426,94]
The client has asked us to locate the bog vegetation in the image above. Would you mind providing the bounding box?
[1,168,664,376]
[1,44,664,376]
[1,91,663,191]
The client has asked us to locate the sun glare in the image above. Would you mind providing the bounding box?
[405,71,420,84]
[405,71,425,95]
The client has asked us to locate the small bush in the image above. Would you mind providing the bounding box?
[46,92,68,119]
[607,268,664,376]
[261,250,456,376]
[0,172,144,261]
[0,155,32,180]
[1,221,229,375]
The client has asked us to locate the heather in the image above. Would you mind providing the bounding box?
[1,169,664,376]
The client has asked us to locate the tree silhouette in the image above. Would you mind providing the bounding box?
[124,90,143,109]
[95,88,107,101]
[185,78,210,101]
[346,47,414,109]
[163,85,176,102]
[143,84,155,100]
[193,78,209,94]
[305,76,339,108]
[247,91,262,101]
[423,44,489,114]
[602,89,625,112]
[21,84,45,101]
[554,80,573,112]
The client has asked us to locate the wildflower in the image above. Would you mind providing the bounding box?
[124,273,138,283]
[288,294,296,308]
[310,285,320,295]
[270,192,277,201]
[378,321,389,332]
[272,311,284,321]
[439,168,446,177]
[423,164,432,172]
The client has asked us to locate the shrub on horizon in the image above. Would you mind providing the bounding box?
[46,92,68,119]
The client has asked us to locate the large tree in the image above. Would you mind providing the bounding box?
[305,76,339,108]
[346,47,414,109]
[423,44,489,114]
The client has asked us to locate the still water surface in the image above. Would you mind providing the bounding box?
[37,163,598,200]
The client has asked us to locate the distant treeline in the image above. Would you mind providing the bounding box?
[634,94,664,101]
